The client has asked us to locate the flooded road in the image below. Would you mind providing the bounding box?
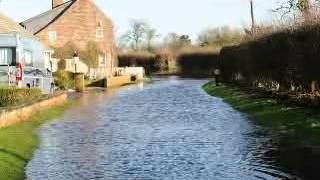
[26,77,301,180]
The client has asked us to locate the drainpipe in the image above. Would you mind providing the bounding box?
[110,49,114,78]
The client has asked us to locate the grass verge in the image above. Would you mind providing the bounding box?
[0,101,73,180]
[203,81,320,178]
[202,81,320,146]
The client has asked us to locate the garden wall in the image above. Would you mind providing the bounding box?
[106,76,132,88]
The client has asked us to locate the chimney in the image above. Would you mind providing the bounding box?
[52,0,64,8]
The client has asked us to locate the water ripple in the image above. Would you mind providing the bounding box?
[26,77,300,180]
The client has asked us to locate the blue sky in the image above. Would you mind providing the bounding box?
[0,0,284,40]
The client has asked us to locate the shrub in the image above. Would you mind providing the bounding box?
[53,70,74,90]
[52,41,79,60]
[219,24,320,93]
[53,41,101,69]
[0,87,42,107]
[155,53,170,72]
[118,51,158,74]
[79,41,99,68]
[57,59,66,70]
[176,52,220,77]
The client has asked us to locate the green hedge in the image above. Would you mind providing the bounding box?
[54,70,74,90]
[177,52,220,77]
[118,53,158,75]
[0,87,42,107]
[219,24,320,93]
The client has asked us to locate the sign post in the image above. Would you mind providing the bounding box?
[214,69,221,86]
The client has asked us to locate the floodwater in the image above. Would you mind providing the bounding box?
[26,77,302,180]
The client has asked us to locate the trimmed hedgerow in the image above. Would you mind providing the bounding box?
[220,24,320,93]
[0,87,42,107]
[177,52,220,77]
[118,52,158,75]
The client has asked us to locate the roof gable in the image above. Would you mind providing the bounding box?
[0,13,35,37]
[20,1,74,35]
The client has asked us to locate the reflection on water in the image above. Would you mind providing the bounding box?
[26,77,301,180]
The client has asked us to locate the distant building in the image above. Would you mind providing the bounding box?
[21,0,117,79]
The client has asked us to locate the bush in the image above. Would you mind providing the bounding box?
[155,50,177,73]
[53,70,74,90]
[220,24,320,93]
[57,59,66,70]
[118,52,158,74]
[177,52,220,77]
[53,41,101,69]
[0,87,42,107]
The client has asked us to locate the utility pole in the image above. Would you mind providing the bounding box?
[300,0,311,21]
[250,0,256,36]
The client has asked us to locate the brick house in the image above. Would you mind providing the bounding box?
[21,0,116,79]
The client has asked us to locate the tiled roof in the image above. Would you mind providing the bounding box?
[0,13,35,37]
[20,1,75,35]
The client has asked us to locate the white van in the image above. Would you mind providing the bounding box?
[0,33,54,94]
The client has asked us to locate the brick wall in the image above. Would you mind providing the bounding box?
[106,76,133,88]
[36,0,115,77]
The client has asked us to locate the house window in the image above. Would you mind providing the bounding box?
[24,50,33,67]
[96,28,104,39]
[99,53,106,65]
[44,52,51,71]
[98,21,103,27]
[49,31,57,42]
[0,48,13,65]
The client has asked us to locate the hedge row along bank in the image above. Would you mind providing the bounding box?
[177,52,220,77]
[220,24,320,93]
[118,50,219,76]
[118,52,158,75]
[0,87,42,107]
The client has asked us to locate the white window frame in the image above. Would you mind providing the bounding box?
[48,31,57,42]
[99,53,106,66]
[44,52,51,70]
[0,48,13,65]
[98,21,103,27]
[23,49,33,67]
[96,28,104,39]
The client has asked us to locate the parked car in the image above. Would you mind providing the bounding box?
[0,32,54,94]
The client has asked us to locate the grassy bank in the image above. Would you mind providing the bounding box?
[0,101,73,180]
[203,81,320,178]
[203,81,320,145]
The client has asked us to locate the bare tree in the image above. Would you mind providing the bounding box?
[125,20,148,51]
[116,34,130,52]
[163,33,192,53]
[197,26,242,47]
[274,0,318,20]
[146,28,160,52]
